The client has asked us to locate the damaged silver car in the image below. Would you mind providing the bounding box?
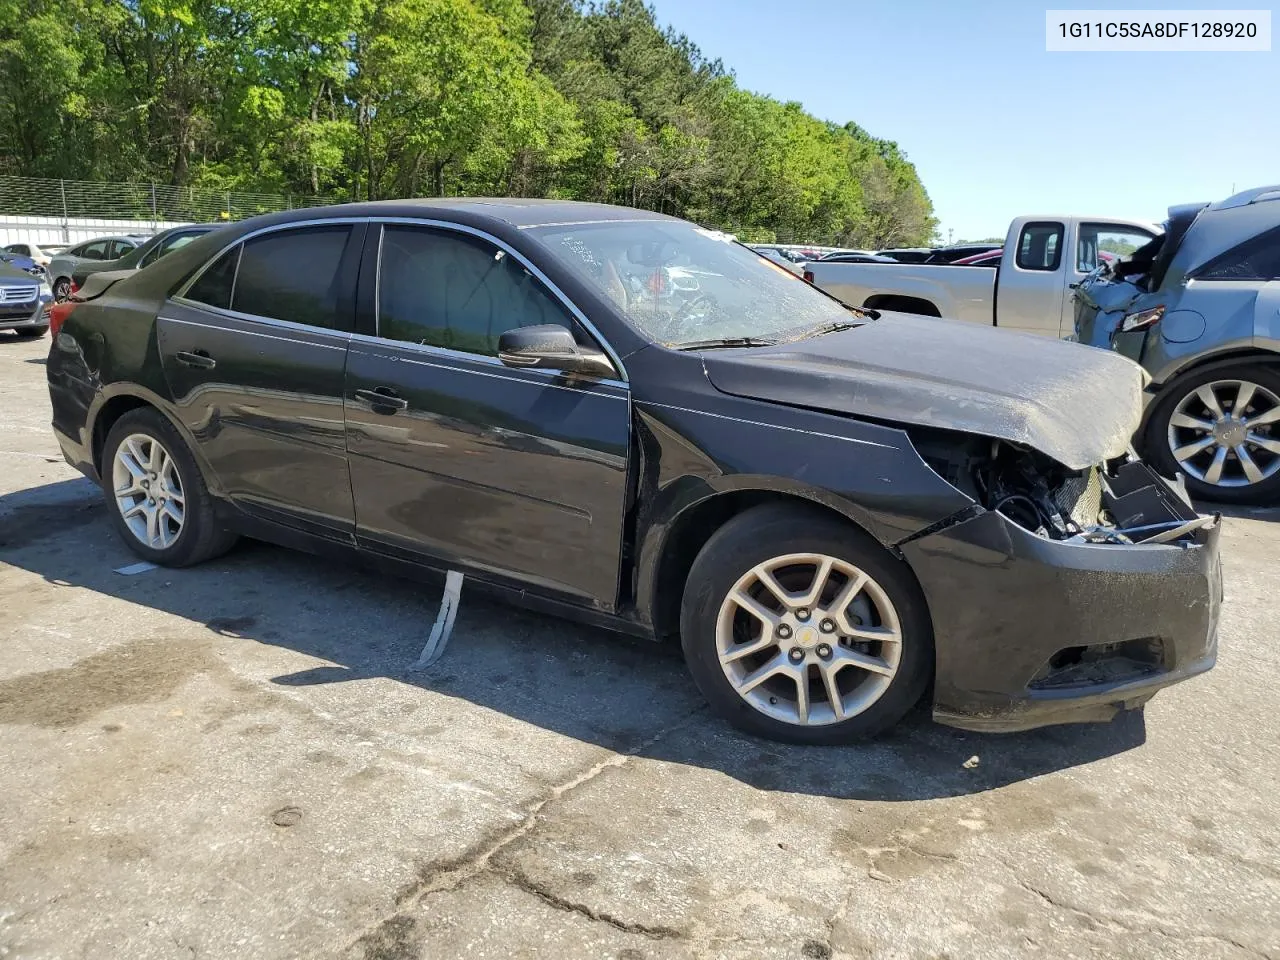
[1075,184,1280,503]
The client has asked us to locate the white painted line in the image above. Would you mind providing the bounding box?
[410,571,464,670]
[114,561,157,576]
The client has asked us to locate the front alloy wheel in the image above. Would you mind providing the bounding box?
[716,553,902,726]
[680,503,932,743]
[113,433,186,549]
[1154,368,1280,503]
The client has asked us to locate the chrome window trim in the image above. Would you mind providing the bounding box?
[172,214,629,383]
[371,217,628,382]
[173,217,370,303]
[159,311,349,349]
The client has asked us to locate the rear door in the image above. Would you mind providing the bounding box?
[158,222,366,539]
[343,222,631,607]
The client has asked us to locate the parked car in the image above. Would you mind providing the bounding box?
[48,234,150,300]
[923,243,1004,264]
[814,252,898,264]
[70,224,220,290]
[47,200,1221,743]
[873,247,933,263]
[0,258,53,338]
[3,240,62,269]
[1074,185,1280,503]
[809,216,1159,337]
[0,250,48,279]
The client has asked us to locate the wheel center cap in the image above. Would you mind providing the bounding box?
[795,625,819,648]
[1215,420,1245,446]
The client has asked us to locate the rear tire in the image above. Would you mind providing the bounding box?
[102,408,238,566]
[679,503,933,744]
[1145,364,1280,505]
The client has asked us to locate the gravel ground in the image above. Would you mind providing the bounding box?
[1,330,1277,960]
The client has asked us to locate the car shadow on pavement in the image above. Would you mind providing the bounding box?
[3,477,1147,802]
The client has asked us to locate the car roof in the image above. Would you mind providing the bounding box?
[285,198,680,229]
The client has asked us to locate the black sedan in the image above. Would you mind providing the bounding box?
[46,200,1222,743]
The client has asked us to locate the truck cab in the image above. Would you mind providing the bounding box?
[804,215,1160,339]
[1000,216,1159,337]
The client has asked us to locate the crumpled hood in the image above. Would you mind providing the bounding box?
[701,312,1148,470]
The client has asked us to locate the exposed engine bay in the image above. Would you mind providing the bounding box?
[912,430,1215,546]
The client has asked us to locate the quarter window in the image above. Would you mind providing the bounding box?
[1016,222,1064,271]
[1196,227,1280,281]
[231,225,353,330]
[377,226,576,356]
[185,246,239,310]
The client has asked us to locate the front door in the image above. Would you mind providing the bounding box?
[344,223,631,607]
[157,222,366,539]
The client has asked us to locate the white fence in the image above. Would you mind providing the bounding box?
[0,176,333,249]
[0,215,196,248]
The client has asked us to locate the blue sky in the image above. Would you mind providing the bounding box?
[647,0,1278,241]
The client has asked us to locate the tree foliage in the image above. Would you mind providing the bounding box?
[0,0,936,244]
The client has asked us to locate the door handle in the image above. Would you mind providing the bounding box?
[1068,282,1080,289]
[175,350,216,369]
[355,386,408,413]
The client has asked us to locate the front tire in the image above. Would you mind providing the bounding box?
[15,325,49,339]
[52,277,71,301]
[1145,364,1280,505]
[679,503,933,744]
[102,408,238,566]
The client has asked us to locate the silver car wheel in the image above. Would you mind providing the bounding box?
[715,552,903,726]
[1168,379,1280,488]
[112,433,186,550]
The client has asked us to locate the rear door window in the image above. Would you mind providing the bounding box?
[1016,223,1064,271]
[1196,227,1280,281]
[230,225,355,330]
[80,240,109,260]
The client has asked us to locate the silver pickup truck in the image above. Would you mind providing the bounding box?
[804,216,1159,337]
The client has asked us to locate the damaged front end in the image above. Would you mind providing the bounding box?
[911,429,1217,548]
[901,430,1222,733]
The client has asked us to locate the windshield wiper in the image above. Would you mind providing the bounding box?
[794,316,872,340]
[672,336,778,350]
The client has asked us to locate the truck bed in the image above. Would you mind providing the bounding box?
[804,261,997,326]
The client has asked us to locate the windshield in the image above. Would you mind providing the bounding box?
[528,220,855,346]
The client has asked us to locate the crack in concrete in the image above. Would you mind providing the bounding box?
[997,857,1274,960]
[504,866,682,940]
[342,707,706,957]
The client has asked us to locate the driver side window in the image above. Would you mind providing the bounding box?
[377,225,581,356]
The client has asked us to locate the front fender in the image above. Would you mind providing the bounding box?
[628,400,974,631]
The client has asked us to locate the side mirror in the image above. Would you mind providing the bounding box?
[497,324,616,380]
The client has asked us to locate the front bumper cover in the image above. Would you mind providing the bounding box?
[0,295,52,330]
[902,475,1222,733]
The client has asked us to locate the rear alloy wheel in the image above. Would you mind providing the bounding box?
[113,433,186,550]
[102,408,238,566]
[681,504,932,743]
[1149,366,1280,504]
[52,277,71,301]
